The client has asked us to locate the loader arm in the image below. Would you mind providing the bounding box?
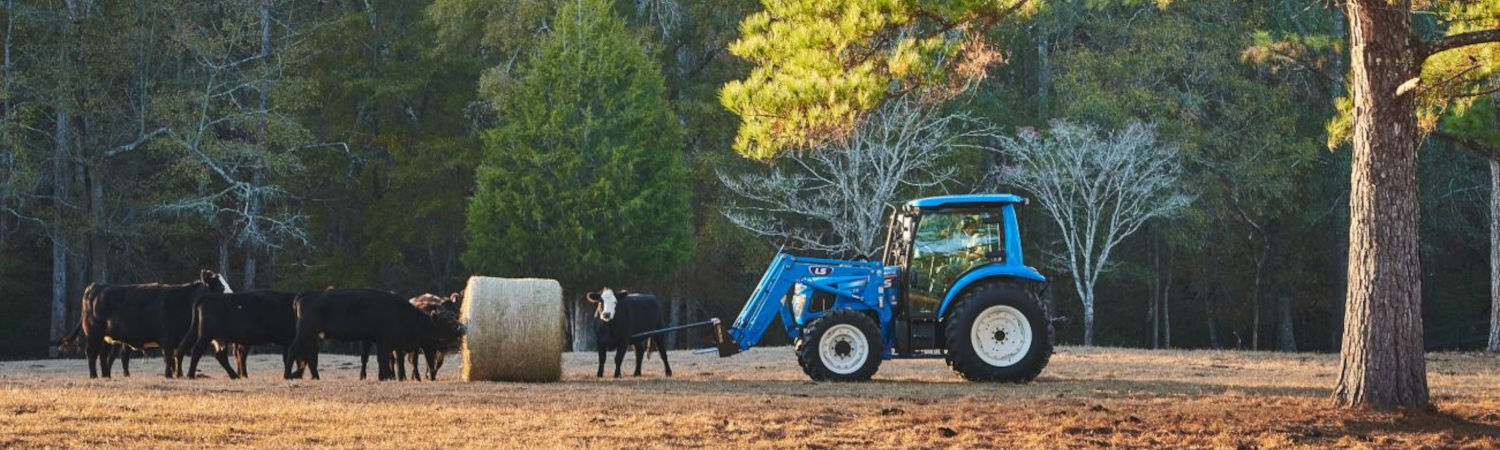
[717,253,884,357]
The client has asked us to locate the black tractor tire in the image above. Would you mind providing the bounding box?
[795,309,882,382]
[943,282,1053,382]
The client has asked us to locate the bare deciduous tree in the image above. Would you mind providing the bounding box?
[719,95,993,258]
[992,120,1190,346]
[155,0,321,285]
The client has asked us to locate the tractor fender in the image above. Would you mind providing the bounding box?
[937,264,1046,319]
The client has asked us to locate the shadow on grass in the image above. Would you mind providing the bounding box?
[1284,409,1500,445]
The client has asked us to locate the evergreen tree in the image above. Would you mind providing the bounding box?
[464,0,692,289]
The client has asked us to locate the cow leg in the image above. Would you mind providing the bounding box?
[407,351,420,381]
[102,344,118,378]
[159,342,178,379]
[209,342,237,379]
[394,349,406,381]
[279,347,292,379]
[307,349,320,380]
[376,344,394,381]
[286,335,318,380]
[633,343,645,377]
[120,347,131,377]
[236,345,250,378]
[358,342,371,381]
[186,338,206,379]
[424,348,439,381]
[613,345,627,378]
[656,336,671,377]
[596,345,607,378]
[85,339,99,379]
[282,346,296,380]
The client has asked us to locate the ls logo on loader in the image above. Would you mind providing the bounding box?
[810,266,833,276]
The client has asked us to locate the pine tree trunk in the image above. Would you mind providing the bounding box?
[1252,254,1263,351]
[1489,157,1499,353]
[48,100,71,358]
[1036,31,1049,118]
[1334,0,1428,409]
[1163,248,1173,348]
[666,296,682,350]
[87,165,105,283]
[1151,231,1160,349]
[572,297,597,352]
[49,238,68,357]
[1207,313,1219,349]
[1279,295,1297,352]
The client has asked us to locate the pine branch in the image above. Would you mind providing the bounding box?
[1421,29,1500,63]
[1431,129,1500,160]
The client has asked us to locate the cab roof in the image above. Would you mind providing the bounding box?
[906,194,1026,209]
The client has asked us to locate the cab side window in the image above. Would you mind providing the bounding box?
[905,210,1005,317]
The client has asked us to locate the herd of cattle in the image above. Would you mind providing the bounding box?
[59,269,465,381]
[55,271,676,381]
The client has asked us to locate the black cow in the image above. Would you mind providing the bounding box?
[178,290,315,379]
[77,269,233,378]
[359,292,465,381]
[586,287,671,378]
[287,288,466,380]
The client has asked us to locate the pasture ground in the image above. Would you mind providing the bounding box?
[1,347,1498,448]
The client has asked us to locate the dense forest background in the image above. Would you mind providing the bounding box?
[0,0,1492,358]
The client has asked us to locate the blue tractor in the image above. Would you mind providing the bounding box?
[706,193,1057,382]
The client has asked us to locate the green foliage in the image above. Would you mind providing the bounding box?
[1325,1,1500,147]
[463,0,692,288]
[721,0,1039,159]
[273,0,489,293]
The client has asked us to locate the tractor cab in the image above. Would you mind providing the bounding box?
[882,194,1040,354]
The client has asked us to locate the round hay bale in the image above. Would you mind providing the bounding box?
[461,277,565,382]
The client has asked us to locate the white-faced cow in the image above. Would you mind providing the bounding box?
[586,287,671,378]
[76,269,233,378]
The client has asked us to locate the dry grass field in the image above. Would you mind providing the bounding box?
[1,346,1497,449]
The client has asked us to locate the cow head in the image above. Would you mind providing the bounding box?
[412,293,466,339]
[200,269,233,294]
[444,292,463,313]
[586,287,619,322]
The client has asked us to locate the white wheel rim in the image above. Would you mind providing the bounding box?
[971,305,1033,367]
[818,324,869,375]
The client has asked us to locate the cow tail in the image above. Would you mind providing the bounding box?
[177,296,203,354]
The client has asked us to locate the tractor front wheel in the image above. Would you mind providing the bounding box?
[944,282,1053,382]
[796,309,882,382]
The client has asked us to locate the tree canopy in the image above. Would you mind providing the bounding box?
[720,0,1038,159]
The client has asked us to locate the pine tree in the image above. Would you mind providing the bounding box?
[1330,0,1499,409]
[463,0,692,289]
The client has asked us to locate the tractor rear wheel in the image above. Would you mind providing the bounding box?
[795,309,881,382]
[944,282,1052,382]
